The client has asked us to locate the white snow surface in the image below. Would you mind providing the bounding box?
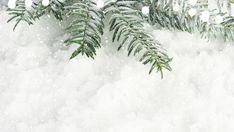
[1,10,234,132]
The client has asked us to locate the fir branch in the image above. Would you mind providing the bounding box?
[64,0,104,59]
[105,0,172,78]
[47,0,65,20]
[7,0,172,77]
[148,0,234,42]
[7,0,38,30]
[7,0,65,30]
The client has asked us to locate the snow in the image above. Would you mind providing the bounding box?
[1,10,234,132]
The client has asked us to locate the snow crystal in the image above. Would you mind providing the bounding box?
[1,10,234,132]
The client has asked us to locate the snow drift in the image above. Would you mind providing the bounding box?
[1,10,234,132]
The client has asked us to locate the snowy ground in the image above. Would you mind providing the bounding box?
[1,9,234,132]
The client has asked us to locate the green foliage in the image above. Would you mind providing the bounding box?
[147,0,234,42]
[7,0,65,30]
[7,0,40,30]
[105,0,172,78]
[47,0,65,20]
[6,0,177,77]
[7,0,234,77]
[64,0,104,59]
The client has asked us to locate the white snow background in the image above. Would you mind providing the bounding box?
[1,8,234,132]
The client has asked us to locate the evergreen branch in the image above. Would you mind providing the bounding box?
[64,0,104,59]
[148,0,234,42]
[7,0,65,30]
[7,0,38,30]
[7,0,172,77]
[105,0,172,78]
[47,0,66,20]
